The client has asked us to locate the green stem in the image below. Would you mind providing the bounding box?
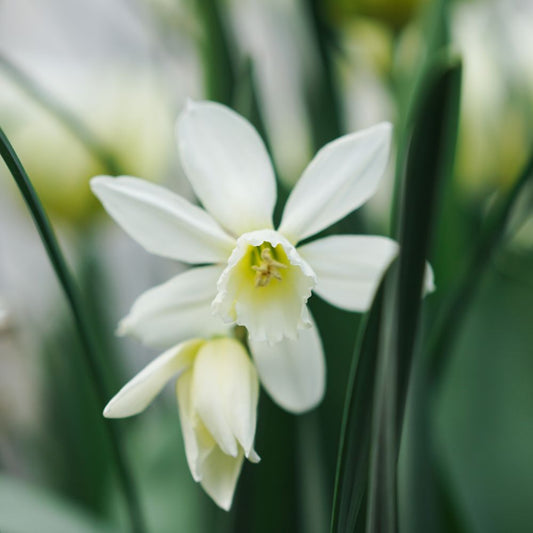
[0,53,121,175]
[0,128,145,533]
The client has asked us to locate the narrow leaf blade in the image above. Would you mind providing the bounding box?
[330,276,388,533]
[366,56,463,533]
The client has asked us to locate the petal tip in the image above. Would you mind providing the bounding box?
[217,498,232,512]
[370,121,393,146]
[247,449,261,463]
[89,175,110,193]
[103,403,116,418]
[115,318,129,337]
[184,97,198,113]
[286,393,324,415]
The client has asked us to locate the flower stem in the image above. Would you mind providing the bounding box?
[0,128,146,533]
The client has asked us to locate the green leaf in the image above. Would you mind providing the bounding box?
[389,0,452,232]
[193,0,237,105]
[329,276,388,533]
[394,55,462,422]
[232,396,300,532]
[232,58,270,152]
[366,56,463,533]
[302,0,343,150]
[0,475,117,533]
[427,148,533,385]
[403,148,533,533]
[0,129,145,533]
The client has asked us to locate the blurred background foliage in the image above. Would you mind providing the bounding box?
[0,0,532,532]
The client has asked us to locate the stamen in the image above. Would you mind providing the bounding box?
[252,247,287,287]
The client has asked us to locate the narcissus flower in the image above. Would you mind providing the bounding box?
[91,100,432,413]
[104,337,259,510]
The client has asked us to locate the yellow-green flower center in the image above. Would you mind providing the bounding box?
[212,230,317,343]
[251,244,288,287]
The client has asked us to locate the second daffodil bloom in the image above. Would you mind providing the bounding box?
[103,336,259,510]
[91,100,432,414]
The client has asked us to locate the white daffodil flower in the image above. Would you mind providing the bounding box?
[104,337,259,511]
[91,100,433,414]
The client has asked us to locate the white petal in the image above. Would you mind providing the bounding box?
[191,339,259,458]
[176,100,276,235]
[247,449,261,464]
[176,370,217,482]
[279,123,392,243]
[103,339,203,418]
[199,445,244,511]
[118,266,229,348]
[177,363,259,508]
[298,235,399,312]
[212,229,316,343]
[248,313,325,414]
[299,235,436,310]
[91,176,235,263]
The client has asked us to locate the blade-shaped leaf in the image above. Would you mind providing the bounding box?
[193,0,237,105]
[0,129,145,532]
[395,56,462,421]
[427,148,533,384]
[403,147,533,533]
[302,0,343,150]
[232,57,270,154]
[366,56,463,533]
[329,275,388,533]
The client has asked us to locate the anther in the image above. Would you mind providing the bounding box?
[252,247,287,287]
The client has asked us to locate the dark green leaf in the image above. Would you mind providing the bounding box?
[394,55,462,422]
[0,129,146,533]
[232,58,270,152]
[193,0,237,105]
[366,56,463,533]
[403,148,533,533]
[427,148,533,385]
[232,395,300,533]
[329,276,388,533]
[301,0,343,150]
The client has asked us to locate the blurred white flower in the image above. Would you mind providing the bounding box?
[452,0,533,192]
[104,336,259,511]
[0,67,174,224]
[91,100,432,412]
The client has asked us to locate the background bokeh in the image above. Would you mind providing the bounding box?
[0,0,532,532]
